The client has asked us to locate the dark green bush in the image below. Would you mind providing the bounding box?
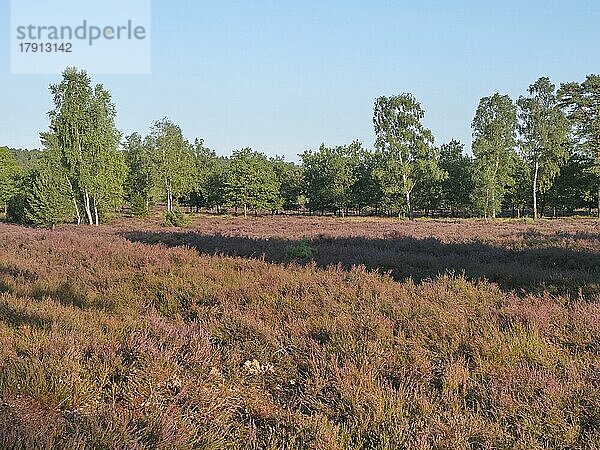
[164,210,189,227]
[285,240,316,259]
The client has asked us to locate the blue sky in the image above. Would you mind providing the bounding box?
[1,0,599,161]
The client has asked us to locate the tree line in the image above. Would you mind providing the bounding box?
[1,68,600,227]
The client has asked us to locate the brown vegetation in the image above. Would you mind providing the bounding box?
[0,216,599,448]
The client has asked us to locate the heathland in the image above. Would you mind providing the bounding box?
[1,215,599,449]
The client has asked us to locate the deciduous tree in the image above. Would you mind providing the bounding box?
[226,148,280,217]
[518,77,570,219]
[373,94,443,219]
[147,118,196,212]
[47,67,125,225]
[471,94,517,219]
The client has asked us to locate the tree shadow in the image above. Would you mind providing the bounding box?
[121,230,600,298]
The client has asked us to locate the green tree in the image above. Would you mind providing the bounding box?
[9,148,40,171]
[205,157,229,213]
[503,156,531,218]
[438,140,473,216]
[24,150,74,228]
[544,153,596,215]
[300,143,357,216]
[518,77,570,219]
[147,118,196,212]
[350,148,384,215]
[189,138,220,212]
[412,147,447,217]
[0,147,21,215]
[47,67,126,225]
[123,132,156,216]
[225,148,280,217]
[558,74,600,218]
[471,93,517,219]
[373,94,444,219]
[271,157,303,211]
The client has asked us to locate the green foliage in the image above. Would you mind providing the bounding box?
[471,93,517,218]
[8,70,600,225]
[124,132,156,214]
[373,94,445,218]
[518,77,570,218]
[438,140,473,214]
[8,148,41,170]
[24,169,73,228]
[147,118,196,213]
[6,192,27,223]
[504,156,531,213]
[285,240,316,259]
[350,146,385,213]
[544,153,597,212]
[271,157,304,211]
[130,193,150,217]
[164,209,189,227]
[5,150,73,228]
[225,148,280,215]
[301,142,359,215]
[559,74,600,217]
[0,146,21,213]
[47,67,126,225]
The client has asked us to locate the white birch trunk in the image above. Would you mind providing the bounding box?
[533,159,539,220]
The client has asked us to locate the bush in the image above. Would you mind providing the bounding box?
[285,239,316,259]
[164,210,189,227]
[130,194,150,217]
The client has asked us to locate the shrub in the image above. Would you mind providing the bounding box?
[130,194,150,217]
[285,239,316,259]
[164,209,189,227]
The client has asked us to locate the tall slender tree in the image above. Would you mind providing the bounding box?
[471,94,517,219]
[147,118,196,213]
[373,94,443,219]
[518,77,570,219]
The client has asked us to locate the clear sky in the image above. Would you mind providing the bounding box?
[1,0,599,161]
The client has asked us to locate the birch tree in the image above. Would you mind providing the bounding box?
[373,94,443,219]
[518,77,570,219]
[147,119,196,212]
[47,67,125,225]
[471,94,517,219]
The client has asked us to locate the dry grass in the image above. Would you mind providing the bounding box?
[0,215,599,449]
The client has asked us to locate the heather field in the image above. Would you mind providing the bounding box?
[1,216,600,449]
